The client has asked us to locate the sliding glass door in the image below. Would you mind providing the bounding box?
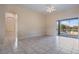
[57,17,79,38]
[57,18,79,53]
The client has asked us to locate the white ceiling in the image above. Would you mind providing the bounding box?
[21,4,79,14]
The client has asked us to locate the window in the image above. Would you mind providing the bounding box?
[57,17,79,38]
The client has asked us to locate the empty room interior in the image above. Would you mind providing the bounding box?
[0,4,79,54]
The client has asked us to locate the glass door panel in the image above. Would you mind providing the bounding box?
[57,18,79,53]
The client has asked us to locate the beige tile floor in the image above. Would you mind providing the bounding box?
[0,36,79,54]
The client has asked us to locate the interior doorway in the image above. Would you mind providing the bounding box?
[4,12,18,50]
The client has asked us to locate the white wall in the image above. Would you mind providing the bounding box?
[46,14,57,36]
[5,5,46,39]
